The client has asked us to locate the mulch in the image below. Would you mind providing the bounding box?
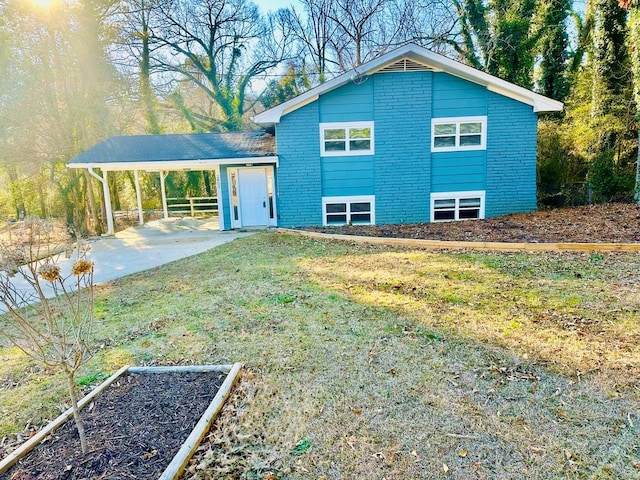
[1,371,226,480]
[304,203,640,244]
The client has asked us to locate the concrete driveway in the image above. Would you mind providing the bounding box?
[1,217,254,311]
[86,217,252,284]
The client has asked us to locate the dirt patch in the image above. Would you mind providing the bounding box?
[1,371,225,480]
[305,203,640,243]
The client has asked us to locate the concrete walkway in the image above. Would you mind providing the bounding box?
[1,218,254,311]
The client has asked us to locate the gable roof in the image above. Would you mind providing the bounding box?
[67,131,276,171]
[253,43,563,126]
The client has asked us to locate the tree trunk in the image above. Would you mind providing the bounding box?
[84,170,102,235]
[7,166,26,218]
[636,130,640,203]
[204,171,214,197]
[66,371,88,453]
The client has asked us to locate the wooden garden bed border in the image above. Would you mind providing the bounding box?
[277,228,640,253]
[0,363,243,479]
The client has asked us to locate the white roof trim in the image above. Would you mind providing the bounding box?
[252,44,563,125]
[68,156,278,172]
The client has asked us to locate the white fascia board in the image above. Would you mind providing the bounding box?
[253,44,563,126]
[68,156,279,172]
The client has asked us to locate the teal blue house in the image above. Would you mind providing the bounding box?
[69,44,563,233]
[252,43,563,229]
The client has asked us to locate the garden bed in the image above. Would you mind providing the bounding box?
[303,203,640,243]
[0,364,241,480]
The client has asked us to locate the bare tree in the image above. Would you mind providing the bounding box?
[278,0,458,84]
[0,218,96,453]
[147,0,287,131]
[276,0,339,83]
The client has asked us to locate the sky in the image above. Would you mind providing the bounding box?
[255,0,293,13]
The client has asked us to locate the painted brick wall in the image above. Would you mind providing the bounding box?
[373,71,432,224]
[274,69,538,227]
[485,92,538,217]
[432,73,488,117]
[275,102,323,227]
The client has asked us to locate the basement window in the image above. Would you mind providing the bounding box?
[322,196,375,226]
[431,191,485,222]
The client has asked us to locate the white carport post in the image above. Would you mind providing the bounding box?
[133,170,144,225]
[160,171,169,219]
[214,165,224,231]
[87,167,115,235]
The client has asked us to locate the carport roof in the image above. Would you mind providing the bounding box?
[67,131,277,171]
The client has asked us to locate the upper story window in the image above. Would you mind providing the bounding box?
[431,116,487,152]
[320,122,374,156]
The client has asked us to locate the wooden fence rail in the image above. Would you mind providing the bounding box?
[166,197,218,217]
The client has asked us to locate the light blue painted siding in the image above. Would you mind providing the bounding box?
[275,102,323,227]
[274,66,539,227]
[485,92,538,216]
[432,73,487,117]
[321,156,374,196]
[319,81,374,122]
[431,151,486,192]
[373,71,432,224]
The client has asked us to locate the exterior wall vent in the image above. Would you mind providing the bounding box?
[377,58,432,73]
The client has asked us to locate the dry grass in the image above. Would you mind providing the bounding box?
[1,233,640,479]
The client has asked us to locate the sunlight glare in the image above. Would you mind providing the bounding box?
[30,0,56,7]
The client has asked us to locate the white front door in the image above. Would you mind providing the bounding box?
[238,168,269,226]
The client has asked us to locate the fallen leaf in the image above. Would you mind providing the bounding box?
[458,449,468,457]
[443,463,449,473]
[141,449,158,460]
[351,407,362,415]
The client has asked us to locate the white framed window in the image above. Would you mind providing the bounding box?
[322,195,375,226]
[431,116,487,152]
[320,122,374,156]
[430,191,485,222]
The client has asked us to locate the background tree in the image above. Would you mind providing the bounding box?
[147,0,287,131]
[538,0,571,101]
[619,0,640,201]
[451,0,541,88]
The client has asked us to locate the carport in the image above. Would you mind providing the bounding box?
[67,131,277,234]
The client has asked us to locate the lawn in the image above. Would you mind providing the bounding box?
[1,232,640,479]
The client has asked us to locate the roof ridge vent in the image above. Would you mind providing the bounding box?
[377,57,432,73]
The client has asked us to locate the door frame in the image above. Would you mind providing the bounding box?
[227,166,277,228]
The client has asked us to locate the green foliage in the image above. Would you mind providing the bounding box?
[452,0,540,88]
[588,151,635,202]
[538,0,571,100]
[537,119,588,206]
[260,65,311,109]
[591,0,632,150]
[292,438,312,454]
[77,372,108,386]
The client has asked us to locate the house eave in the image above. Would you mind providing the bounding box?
[252,43,564,126]
[67,156,279,172]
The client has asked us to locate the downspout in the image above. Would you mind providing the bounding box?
[87,167,115,235]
